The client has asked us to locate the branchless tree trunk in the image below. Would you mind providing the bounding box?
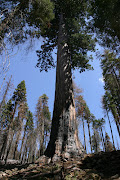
[19,125,27,161]
[100,127,105,151]
[0,132,8,160]
[39,119,44,156]
[87,120,92,153]
[45,14,84,159]
[0,102,17,161]
[0,75,12,114]
[13,131,21,160]
[82,118,86,152]
[107,111,115,150]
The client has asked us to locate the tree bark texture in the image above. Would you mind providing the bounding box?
[87,120,92,153]
[45,14,84,159]
[107,112,115,150]
[40,119,44,156]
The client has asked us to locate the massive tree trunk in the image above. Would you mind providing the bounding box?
[45,13,84,159]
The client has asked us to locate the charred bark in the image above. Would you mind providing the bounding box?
[45,13,84,159]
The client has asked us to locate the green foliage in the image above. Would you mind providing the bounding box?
[26,110,34,132]
[66,14,95,72]
[35,94,51,155]
[91,0,120,49]
[28,0,54,29]
[101,50,120,124]
[103,91,119,124]
[1,81,27,132]
[1,0,95,72]
[91,132,101,153]
[0,100,13,129]
[74,89,91,122]
[0,80,52,162]
[12,80,27,103]
[38,94,51,119]
[91,118,105,153]
[36,0,95,72]
[105,132,114,152]
[0,0,54,50]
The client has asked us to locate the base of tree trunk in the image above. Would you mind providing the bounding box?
[45,105,85,160]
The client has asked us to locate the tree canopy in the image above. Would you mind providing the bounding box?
[91,0,120,51]
[36,0,95,72]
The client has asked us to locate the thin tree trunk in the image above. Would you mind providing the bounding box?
[27,148,31,163]
[0,126,13,160]
[13,131,21,159]
[112,67,120,91]
[0,132,8,159]
[19,127,26,160]
[4,130,14,164]
[107,111,115,150]
[45,13,84,159]
[21,145,27,164]
[93,127,98,153]
[115,120,120,136]
[100,127,105,151]
[3,102,17,163]
[32,150,35,163]
[87,120,92,153]
[40,119,44,156]
[44,130,47,148]
[23,146,28,164]
[0,85,17,160]
[110,106,120,137]
[82,118,86,152]
[0,75,12,113]
[13,112,22,159]
[111,70,120,116]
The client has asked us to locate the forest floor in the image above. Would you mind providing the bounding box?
[0,150,120,180]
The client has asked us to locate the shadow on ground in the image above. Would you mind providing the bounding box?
[0,150,120,179]
[80,150,120,179]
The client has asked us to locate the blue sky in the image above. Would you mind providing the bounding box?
[1,39,119,151]
[6,40,105,118]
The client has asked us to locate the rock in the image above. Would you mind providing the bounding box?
[48,157,51,164]
[20,168,25,173]
[71,167,80,171]
[6,159,20,164]
[12,168,18,172]
[52,154,61,162]
[0,171,7,178]
[36,155,51,165]
[62,152,70,159]
[66,165,74,169]
[29,164,37,168]
[5,170,13,175]
[111,174,119,179]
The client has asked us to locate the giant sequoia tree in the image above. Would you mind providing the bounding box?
[36,0,95,159]
[0,0,95,159]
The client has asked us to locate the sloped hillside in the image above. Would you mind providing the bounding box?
[0,150,120,180]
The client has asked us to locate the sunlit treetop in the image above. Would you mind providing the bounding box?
[36,0,95,73]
